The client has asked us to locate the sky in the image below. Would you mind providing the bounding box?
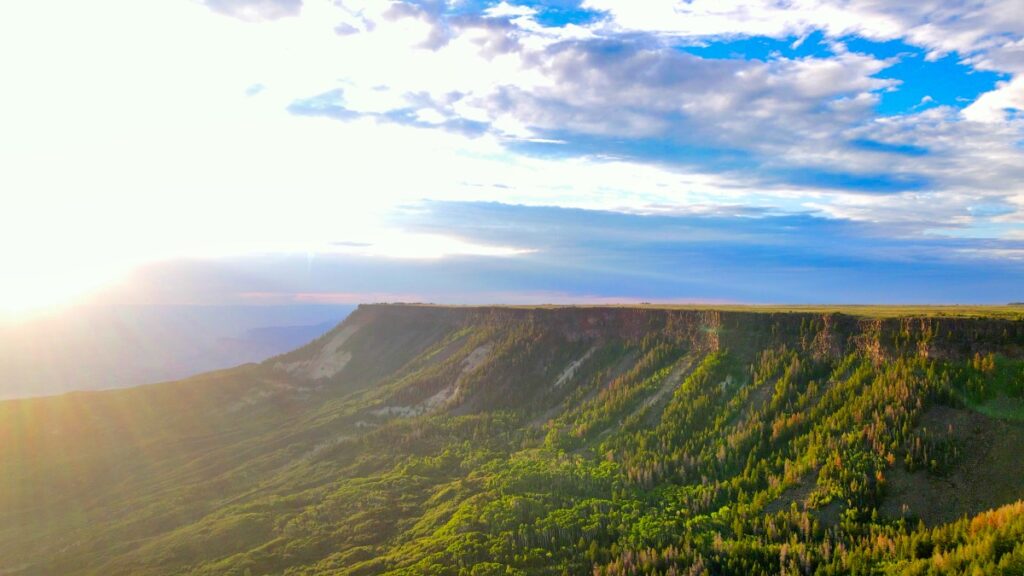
[2,0,1024,318]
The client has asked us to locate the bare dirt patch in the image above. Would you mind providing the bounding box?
[461,344,492,375]
[763,474,843,527]
[275,322,363,380]
[880,404,1024,525]
[554,347,598,389]
[373,344,493,419]
[636,354,699,426]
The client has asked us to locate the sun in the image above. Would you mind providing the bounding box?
[0,259,126,323]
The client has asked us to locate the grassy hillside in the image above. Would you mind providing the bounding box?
[2,304,1024,575]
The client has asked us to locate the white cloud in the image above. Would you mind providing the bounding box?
[581,0,1024,129]
[963,76,1024,122]
[583,0,1024,129]
[484,2,537,19]
[300,7,899,153]
[583,0,1024,65]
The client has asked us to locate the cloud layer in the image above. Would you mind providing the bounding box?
[1,0,1022,312]
[288,0,1024,232]
[103,201,1024,306]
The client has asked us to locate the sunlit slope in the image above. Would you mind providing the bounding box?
[2,305,1024,575]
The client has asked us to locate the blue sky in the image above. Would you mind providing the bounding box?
[1,0,1024,316]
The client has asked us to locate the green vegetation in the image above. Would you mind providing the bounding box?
[402,303,1024,320]
[2,304,1024,575]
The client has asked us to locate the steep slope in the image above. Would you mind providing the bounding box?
[2,304,1024,575]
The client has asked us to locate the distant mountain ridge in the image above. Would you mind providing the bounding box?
[2,304,1024,575]
[0,305,353,399]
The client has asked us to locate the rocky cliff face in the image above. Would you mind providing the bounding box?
[261,304,1023,419]
[294,304,1024,373]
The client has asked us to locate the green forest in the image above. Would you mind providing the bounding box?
[3,305,1024,575]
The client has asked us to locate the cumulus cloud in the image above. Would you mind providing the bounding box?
[482,38,894,147]
[297,8,898,158]
[290,0,1021,235]
[963,76,1024,122]
[582,0,1024,130]
[583,0,1024,63]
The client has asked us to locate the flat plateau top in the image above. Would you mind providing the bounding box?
[371,303,1024,319]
